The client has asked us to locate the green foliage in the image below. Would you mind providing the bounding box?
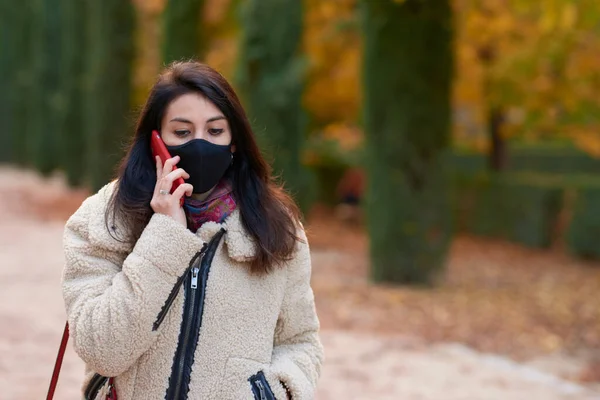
[452,145,600,176]
[237,0,313,212]
[455,173,563,248]
[1,2,133,190]
[31,0,65,175]
[361,0,454,285]
[311,166,345,206]
[305,134,363,170]
[85,0,135,191]
[60,0,87,186]
[566,183,600,259]
[304,134,362,205]
[11,3,36,165]
[0,2,16,162]
[454,171,600,258]
[162,0,205,63]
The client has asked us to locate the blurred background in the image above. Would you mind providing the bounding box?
[1,0,600,399]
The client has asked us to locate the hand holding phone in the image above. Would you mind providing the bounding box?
[150,131,189,207]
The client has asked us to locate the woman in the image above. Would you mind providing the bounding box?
[62,62,323,400]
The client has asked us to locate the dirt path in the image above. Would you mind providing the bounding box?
[0,167,598,399]
[318,331,598,400]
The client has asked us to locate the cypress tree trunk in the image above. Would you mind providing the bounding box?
[12,3,37,165]
[61,0,87,186]
[478,45,507,171]
[488,107,507,171]
[85,0,135,191]
[361,0,454,284]
[237,0,312,212]
[0,2,16,162]
[31,0,64,175]
[162,0,205,63]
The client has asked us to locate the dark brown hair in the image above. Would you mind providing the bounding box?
[106,61,301,273]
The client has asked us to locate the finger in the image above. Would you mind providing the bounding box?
[162,168,190,185]
[161,156,180,179]
[157,168,189,196]
[155,156,162,178]
[154,156,163,196]
[172,183,194,202]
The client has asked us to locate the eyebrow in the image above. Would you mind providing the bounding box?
[169,117,193,124]
[206,115,226,123]
[169,116,226,124]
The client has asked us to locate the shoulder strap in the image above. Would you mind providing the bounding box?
[47,322,70,400]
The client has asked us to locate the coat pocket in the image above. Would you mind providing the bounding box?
[220,357,273,400]
[248,370,276,400]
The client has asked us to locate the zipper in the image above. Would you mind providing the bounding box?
[248,371,275,400]
[168,271,198,399]
[164,229,225,400]
[190,266,199,289]
[256,379,267,400]
[153,244,207,331]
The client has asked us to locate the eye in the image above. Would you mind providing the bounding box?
[208,128,224,135]
[174,129,191,137]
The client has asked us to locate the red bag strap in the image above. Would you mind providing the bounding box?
[47,322,117,400]
[107,377,117,399]
[47,322,70,400]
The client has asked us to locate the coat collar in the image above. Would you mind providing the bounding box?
[87,182,257,262]
[196,208,257,262]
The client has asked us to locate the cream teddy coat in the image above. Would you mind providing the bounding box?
[61,182,323,399]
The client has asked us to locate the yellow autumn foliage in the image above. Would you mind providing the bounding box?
[303,0,361,131]
[132,0,600,156]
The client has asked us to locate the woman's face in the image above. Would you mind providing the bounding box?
[160,92,235,151]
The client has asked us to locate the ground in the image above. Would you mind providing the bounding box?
[1,166,599,399]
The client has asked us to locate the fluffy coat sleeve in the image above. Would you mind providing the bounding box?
[61,185,204,377]
[264,228,324,400]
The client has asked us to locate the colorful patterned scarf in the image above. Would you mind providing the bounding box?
[183,180,236,233]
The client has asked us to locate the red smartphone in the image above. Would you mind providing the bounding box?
[151,130,185,206]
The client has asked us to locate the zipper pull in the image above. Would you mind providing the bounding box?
[190,267,199,289]
[255,379,267,400]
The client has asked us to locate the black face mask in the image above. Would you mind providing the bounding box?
[166,139,232,194]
